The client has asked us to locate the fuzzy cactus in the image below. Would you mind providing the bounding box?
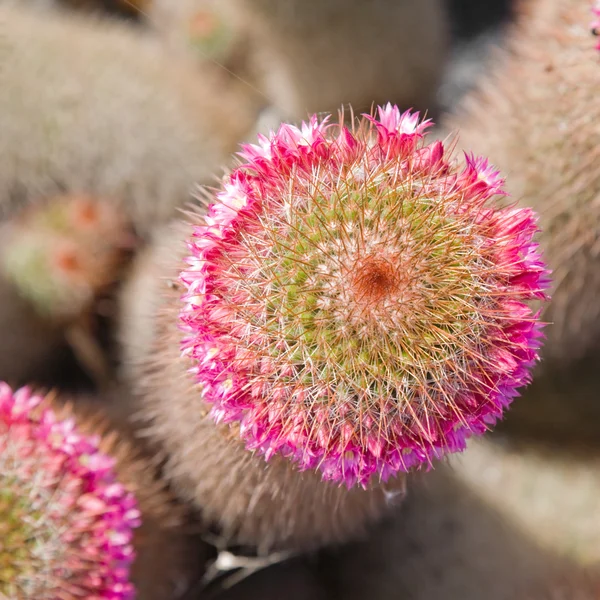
[0,382,204,599]
[449,0,600,441]
[121,104,548,550]
[55,391,208,600]
[147,0,449,121]
[0,382,139,598]
[1,194,132,323]
[0,4,260,384]
[317,465,570,600]
[452,438,600,565]
[0,4,258,238]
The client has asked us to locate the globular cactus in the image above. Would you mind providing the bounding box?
[449,0,600,441]
[0,194,132,325]
[120,104,548,552]
[0,383,139,598]
[0,4,258,238]
[0,4,260,384]
[146,0,449,121]
[55,390,208,600]
[0,382,205,599]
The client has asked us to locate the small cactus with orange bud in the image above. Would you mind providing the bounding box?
[0,2,260,384]
[146,0,248,80]
[1,194,132,323]
[187,6,235,61]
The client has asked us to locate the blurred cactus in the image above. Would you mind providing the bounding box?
[0,383,139,598]
[450,0,600,441]
[0,3,260,384]
[0,3,259,238]
[147,0,449,121]
[1,194,132,323]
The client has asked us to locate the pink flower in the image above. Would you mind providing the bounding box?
[179,104,550,488]
[0,382,139,599]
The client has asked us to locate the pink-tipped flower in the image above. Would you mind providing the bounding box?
[0,382,140,599]
[179,104,549,488]
[593,1,600,50]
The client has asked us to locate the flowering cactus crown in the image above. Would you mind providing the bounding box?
[179,104,549,488]
[0,382,139,599]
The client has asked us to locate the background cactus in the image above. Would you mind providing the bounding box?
[0,383,139,598]
[147,0,244,68]
[316,466,572,600]
[0,381,207,599]
[54,390,209,600]
[0,3,261,385]
[1,194,132,324]
[449,0,600,441]
[0,4,259,238]
[452,438,600,566]
[146,0,449,121]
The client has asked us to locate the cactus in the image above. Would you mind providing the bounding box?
[0,381,205,599]
[449,0,600,441]
[147,0,242,67]
[317,465,570,600]
[146,0,449,120]
[0,4,260,384]
[0,4,258,238]
[120,104,548,551]
[1,194,132,324]
[55,390,208,600]
[0,382,139,598]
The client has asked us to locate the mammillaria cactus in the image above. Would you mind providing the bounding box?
[0,3,260,384]
[0,3,258,237]
[450,0,600,440]
[1,194,131,324]
[0,383,203,599]
[0,382,139,598]
[121,104,548,550]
